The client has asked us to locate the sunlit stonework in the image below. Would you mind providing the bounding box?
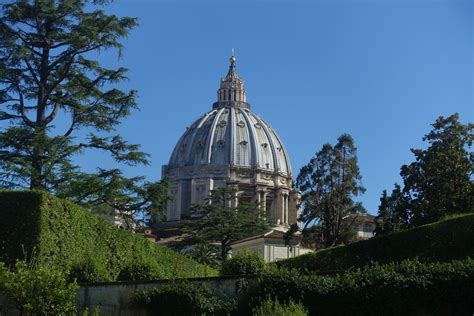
[162,55,300,229]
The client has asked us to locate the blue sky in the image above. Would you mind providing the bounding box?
[75,0,472,214]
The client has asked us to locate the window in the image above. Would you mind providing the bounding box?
[363,223,374,233]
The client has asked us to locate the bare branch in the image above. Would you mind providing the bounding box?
[16,84,34,127]
[64,111,76,137]
[23,57,40,85]
[0,111,22,120]
[44,102,59,124]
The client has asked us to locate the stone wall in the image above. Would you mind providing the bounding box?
[76,276,256,316]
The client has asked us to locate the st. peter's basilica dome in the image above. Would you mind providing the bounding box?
[162,55,299,227]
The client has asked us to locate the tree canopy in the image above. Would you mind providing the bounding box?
[377,113,473,232]
[180,188,271,261]
[296,134,365,247]
[0,0,168,224]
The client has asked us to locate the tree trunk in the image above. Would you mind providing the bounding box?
[221,239,229,261]
[30,43,50,190]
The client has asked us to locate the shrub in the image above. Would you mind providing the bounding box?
[252,298,307,316]
[277,213,474,273]
[188,243,221,269]
[0,191,217,281]
[250,259,474,315]
[117,260,161,281]
[221,250,266,276]
[133,281,236,316]
[0,260,79,315]
[69,256,113,283]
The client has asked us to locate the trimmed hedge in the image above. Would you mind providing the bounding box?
[221,250,266,276]
[0,191,217,281]
[277,213,474,273]
[250,259,474,315]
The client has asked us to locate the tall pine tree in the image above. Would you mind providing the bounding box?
[374,183,408,235]
[296,134,366,247]
[0,1,168,224]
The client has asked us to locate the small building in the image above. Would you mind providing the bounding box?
[230,229,312,263]
[346,214,381,240]
[98,210,136,231]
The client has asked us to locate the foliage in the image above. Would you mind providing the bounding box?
[133,281,236,316]
[283,223,300,247]
[188,242,221,269]
[81,307,101,316]
[296,134,366,248]
[0,190,217,281]
[180,187,271,261]
[300,225,325,250]
[374,184,408,235]
[251,259,474,315]
[276,213,474,273]
[221,250,266,276]
[60,172,172,228]
[69,255,112,283]
[0,0,169,224]
[378,114,473,230]
[0,260,78,315]
[117,260,162,282]
[252,298,307,316]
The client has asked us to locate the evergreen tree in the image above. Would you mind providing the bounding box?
[0,0,168,224]
[374,184,408,235]
[296,134,365,247]
[180,188,271,261]
[400,113,473,226]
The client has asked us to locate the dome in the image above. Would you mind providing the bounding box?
[162,55,299,226]
[168,107,292,176]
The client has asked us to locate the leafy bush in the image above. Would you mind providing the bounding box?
[250,259,474,315]
[0,260,78,315]
[117,260,161,281]
[221,250,266,276]
[69,256,113,283]
[133,281,236,316]
[277,213,474,273]
[188,243,221,269]
[0,191,217,281]
[252,298,307,316]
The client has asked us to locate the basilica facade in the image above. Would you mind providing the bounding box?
[162,55,300,230]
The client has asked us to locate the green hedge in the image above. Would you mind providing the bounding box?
[220,250,266,276]
[252,298,307,316]
[251,259,474,315]
[0,191,217,281]
[277,213,474,273]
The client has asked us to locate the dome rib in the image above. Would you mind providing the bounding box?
[205,107,226,164]
[249,112,278,172]
[258,115,292,175]
[238,108,259,168]
[229,107,236,165]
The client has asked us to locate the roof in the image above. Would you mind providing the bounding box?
[343,214,382,224]
[230,229,300,246]
[167,57,292,176]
